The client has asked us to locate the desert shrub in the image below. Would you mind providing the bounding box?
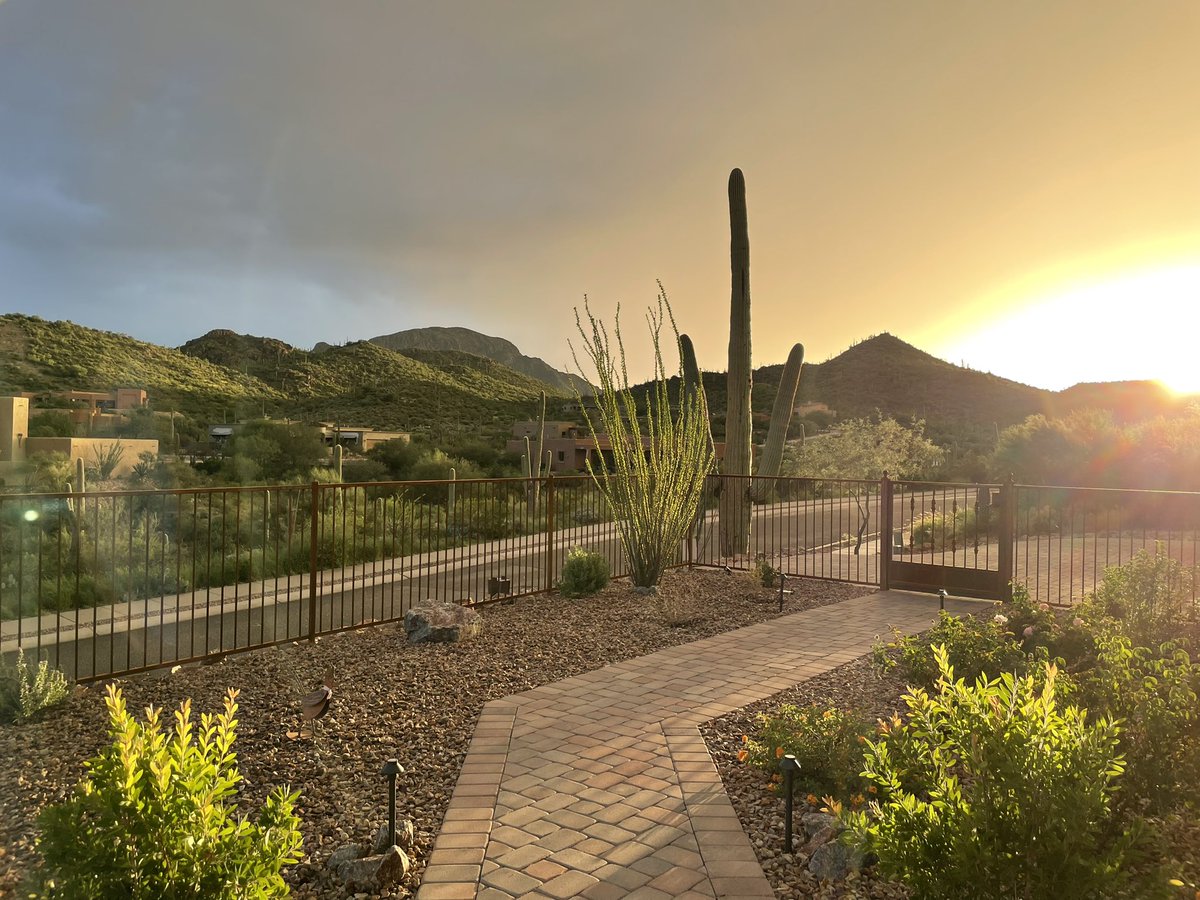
[558,546,610,598]
[908,504,995,552]
[751,553,779,588]
[0,649,70,723]
[848,646,1136,900]
[874,610,1028,690]
[34,685,302,899]
[1075,627,1200,813]
[740,704,870,798]
[1086,546,1196,649]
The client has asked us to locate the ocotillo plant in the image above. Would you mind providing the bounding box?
[571,286,714,589]
[751,342,804,502]
[720,168,753,557]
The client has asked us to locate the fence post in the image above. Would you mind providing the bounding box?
[308,481,319,643]
[880,472,893,590]
[544,473,556,593]
[997,474,1015,601]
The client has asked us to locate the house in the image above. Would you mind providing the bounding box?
[505,420,724,474]
[0,396,158,483]
[317,424,410,453]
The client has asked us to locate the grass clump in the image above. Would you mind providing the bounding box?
[558,546,610,598]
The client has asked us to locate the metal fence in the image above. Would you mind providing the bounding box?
[4,473,1199,680]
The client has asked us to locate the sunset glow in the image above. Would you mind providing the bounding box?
[932,261,1200,394]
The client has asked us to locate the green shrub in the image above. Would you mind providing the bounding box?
[34,685,302,899]
[1087,546,1196,649]
[1076,627,1200,813]
[848,646,1136,900]
[873,610,1028,690]
[558,546,610,598]
[908,504,995,552]
[751,553,779,588]
[739,704,870,797]
[0,649,71,723]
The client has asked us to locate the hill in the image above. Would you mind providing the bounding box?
[321,325,590,395]
[686,333,1048,436]
[0,314,279,420]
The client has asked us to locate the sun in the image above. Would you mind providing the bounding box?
[936,262,1200,394]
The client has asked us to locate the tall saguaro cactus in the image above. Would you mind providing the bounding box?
[720,168,753,557]
[523,391,548,514]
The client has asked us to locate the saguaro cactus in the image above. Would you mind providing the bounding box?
[681,334,716,553]
[720,168,753,557]
[332,444,344,482]
[752,342,804,501]
[523,391,548,514]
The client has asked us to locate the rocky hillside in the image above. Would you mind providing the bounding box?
[321,325,591,396]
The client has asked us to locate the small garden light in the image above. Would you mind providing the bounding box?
[938,588,948,611]
[381,758,404,847]
[779,752,801,852]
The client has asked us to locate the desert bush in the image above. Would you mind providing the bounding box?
[0,649,70,723]
[558,546,610,598]
[740,704,870,798]
[873,611,1028,690]
[1086,546,1196,649]
[848,646,1136,900]
[751,553,779,588]
[34,685,302,899]
[1075,627,1200,813]
[908,504,995,552]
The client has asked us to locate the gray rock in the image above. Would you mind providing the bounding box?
[327,842,368,869]
[801,811,838,838]
[805,824,843,850]
[808,841,865,881]
[404,600,483,644]
[372,819,416,854]
[337,845,411,891]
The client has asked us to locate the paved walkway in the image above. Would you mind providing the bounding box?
[416,590,975,899]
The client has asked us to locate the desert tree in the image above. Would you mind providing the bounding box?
[571,286,715,589]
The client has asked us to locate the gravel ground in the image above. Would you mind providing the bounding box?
[0,569,872,898]
[701,656,912,899]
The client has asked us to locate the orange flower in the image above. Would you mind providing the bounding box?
[737,749,748,762]
[742,734,749,744]
[767,783,778,793]
[775,746,785,759]
[867,785,877,794]
[806,793,819,806]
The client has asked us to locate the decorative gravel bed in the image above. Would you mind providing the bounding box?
[0,569,872,897]
[701,655,912,899]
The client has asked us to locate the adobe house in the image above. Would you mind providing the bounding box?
[505,420,724,474]
[0,396,158,484]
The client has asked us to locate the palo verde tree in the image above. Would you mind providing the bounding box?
[571,286,715,589]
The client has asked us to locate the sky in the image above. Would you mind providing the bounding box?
[2,1,1198,392]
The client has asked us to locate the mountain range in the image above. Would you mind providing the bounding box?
[0,314,1187,441]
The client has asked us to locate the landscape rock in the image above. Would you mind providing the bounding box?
[805,823,844,851]
[802,811,838,838]
[808,840,865,881]
[372,819,416,854]
[337,845,411,891]
[326,842,369,870]
[403,600,483,644]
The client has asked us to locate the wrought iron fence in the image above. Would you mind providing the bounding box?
[6,472,1198,681]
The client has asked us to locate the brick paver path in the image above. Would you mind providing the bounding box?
[416,590,972,899]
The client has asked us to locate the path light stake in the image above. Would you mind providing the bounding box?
[780,753,800,853]
[938,588,947,611]
[381,758,404,847]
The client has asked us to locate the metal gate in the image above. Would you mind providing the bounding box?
[881,477,1014,601]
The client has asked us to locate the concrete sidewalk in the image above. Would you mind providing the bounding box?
[416,590,975,899]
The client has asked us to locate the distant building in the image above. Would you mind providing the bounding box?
[506,420,723,474]
[0,395,158,484]
[317,424,410,453]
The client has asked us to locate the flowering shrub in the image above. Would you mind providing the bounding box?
[739,704,871,797]
[847,646,1136,900]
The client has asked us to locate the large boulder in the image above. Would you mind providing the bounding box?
[808,841,865,881]
[404,600,483,644]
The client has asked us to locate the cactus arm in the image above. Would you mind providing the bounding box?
[752,342,803,501]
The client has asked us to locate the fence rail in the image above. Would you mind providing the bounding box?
[3,473,1199,680]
